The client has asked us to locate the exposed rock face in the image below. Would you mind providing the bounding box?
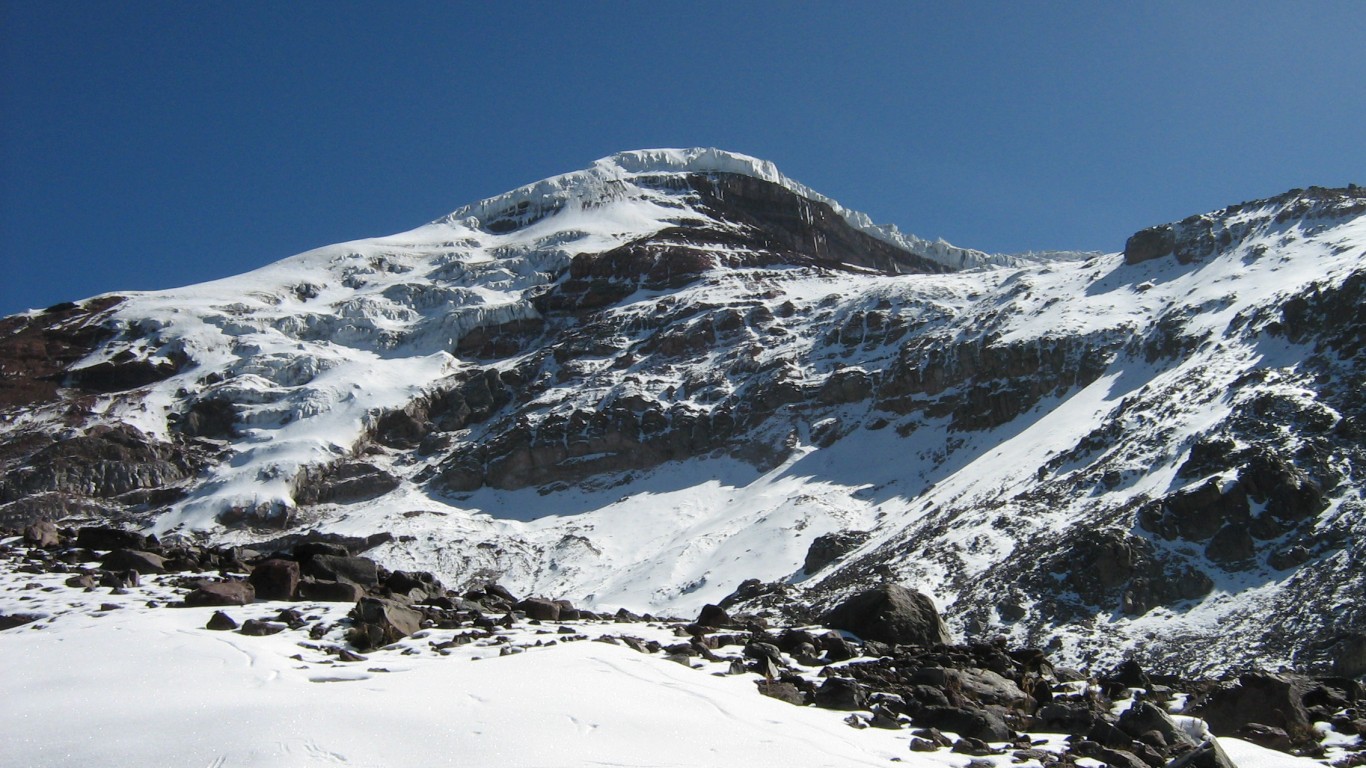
[822,584,951,647]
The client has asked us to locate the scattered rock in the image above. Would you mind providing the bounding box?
[240,619,286,636]
[0,612,43,630]
[205,611,238,631]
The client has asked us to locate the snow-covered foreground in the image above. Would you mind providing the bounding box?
[0,554,1319,768]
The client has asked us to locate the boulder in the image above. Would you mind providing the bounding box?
[813,677,869,711]
[239,619,287,636]
[205,611,238,631]
[386,570,444,601]
[348,597,422,651]
[298,578,365,603]
[514,598,561,621]
[22,520,61,548]
[822,583,951,646]
[184,580,255,607]
[76,526,148,552]
[803,530,869,574]
[1199,671,1315,741]
[755,680,805,706]
[694,603,731,628]
[1166,739,1238,768]
[956,668,1032,709]
[248,558,300,601]
[0,613,43,630]
[301,554,379,588]
[1108,658,1152,690]
[100,548,167,574]
[1117,701,1199,750]
[914,706,1012,742]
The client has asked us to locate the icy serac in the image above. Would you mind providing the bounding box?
[0,148,1362,677]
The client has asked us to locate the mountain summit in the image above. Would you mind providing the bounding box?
[1,150,1363,677]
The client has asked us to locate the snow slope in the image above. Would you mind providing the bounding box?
[0,550,1312,768]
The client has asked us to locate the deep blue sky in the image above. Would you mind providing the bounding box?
[3,2,1363,316]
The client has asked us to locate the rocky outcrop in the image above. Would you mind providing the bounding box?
[822,584,951,647]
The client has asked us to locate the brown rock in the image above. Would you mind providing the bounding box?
[184,580,256,607]
[249,558,300,601]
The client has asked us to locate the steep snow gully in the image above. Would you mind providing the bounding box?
[1,148,1363,679]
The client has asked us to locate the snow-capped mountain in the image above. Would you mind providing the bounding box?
[1,149,1362,678]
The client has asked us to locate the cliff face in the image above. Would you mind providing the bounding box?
[1,150,1362,676]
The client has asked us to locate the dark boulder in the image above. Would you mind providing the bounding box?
[756,680,806,706]
[301,554,379,588]
[813,677,869,711]
[348,597,422,651]
[76,526,148,552]
[484,582,519,604]
[1236,723,1292,751]
[184,580,256,607]
[0,613,43,630]
[913,706,1012,742]
[386,570,445,601]
[205,611,238,631]
[239,619,287,636]
[249,558,301,601]
[1035,700,1106,734]
[694,603,731,628]
[1117,701,1199,751]
[298,578,365,603]
[100,548,167,574]
[1108,658,1153,691]
[803,530,869,574]
[1166,739,1238,768]
[1198,671,1315,741]
[822,583,951,646]
[514,598,561,621]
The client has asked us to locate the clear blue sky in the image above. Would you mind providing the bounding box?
[3,1,1363,316]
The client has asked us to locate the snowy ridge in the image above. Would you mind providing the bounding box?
[441,147,1021,270]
